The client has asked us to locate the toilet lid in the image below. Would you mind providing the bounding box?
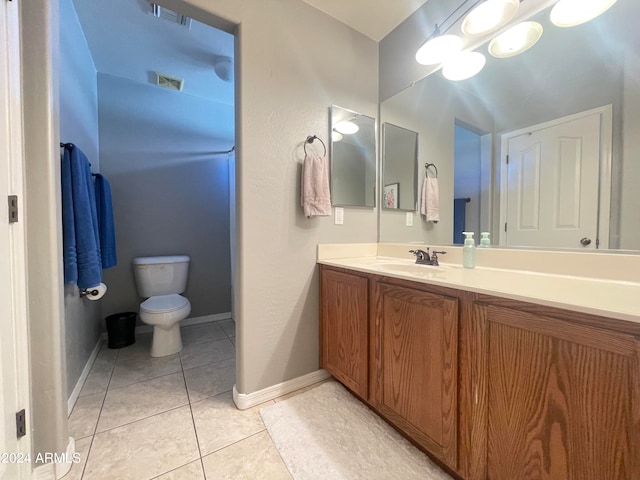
[140,294,190,314]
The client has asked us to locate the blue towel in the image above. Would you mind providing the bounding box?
[94,174,117,269]
[61,144,102,289]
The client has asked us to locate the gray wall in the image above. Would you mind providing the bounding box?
[59,0,104,399]
[164,0,379,394]
[98,74,233,319]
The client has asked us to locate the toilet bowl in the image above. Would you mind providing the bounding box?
[140,294,191,357]
[132,255,191,357]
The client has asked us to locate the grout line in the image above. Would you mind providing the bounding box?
[201,428,267,459]
[179,353,208,479]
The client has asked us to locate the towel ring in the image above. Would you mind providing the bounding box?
[425,163,438,178]
[304,135,327,156]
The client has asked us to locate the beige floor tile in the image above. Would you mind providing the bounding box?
[191,392,272,456]
[179,338,234,371]
[218,319,235,337]
[201,431,292,480]
[83,406,199,480]
[97,372,188,433]
[115,333,153,359]
[152,460,205,479]
[181,322,227,347]
[79,346,118,397]
[62,436,92,480]
[68,392,104,440]
[184,357,235,402]
[109,352,182,389]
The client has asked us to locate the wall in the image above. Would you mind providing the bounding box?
[21,0,69,461]
[99,74,233,319]
[59,0,103,399]
[162,0,379,395]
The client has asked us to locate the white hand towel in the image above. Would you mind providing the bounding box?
[420,177,440,223]
[301,154,331,217]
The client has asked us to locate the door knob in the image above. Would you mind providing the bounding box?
[580,237,592,246]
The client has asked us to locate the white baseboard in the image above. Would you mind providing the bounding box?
[233,369,331,410]
[67,335,105,415]
[135,312,232,335]
[31,437,75,480]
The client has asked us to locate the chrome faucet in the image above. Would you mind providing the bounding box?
[409,249,447,266]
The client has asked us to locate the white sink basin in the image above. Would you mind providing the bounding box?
[377,262,445,276]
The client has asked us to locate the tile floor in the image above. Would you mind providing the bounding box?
[66,319,296,480]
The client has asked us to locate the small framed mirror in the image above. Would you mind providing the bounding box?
[330,105,376,207]
[382,123,418,211]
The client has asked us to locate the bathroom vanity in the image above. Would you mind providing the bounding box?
[318,245,640,480]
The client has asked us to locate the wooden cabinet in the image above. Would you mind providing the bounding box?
[319,265,640,480]
[320,266,369,399]
[472,299,640,480]
[372,280,459,470]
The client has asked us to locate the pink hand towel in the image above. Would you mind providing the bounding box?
[301,154,331,217]
[420,176,440,223]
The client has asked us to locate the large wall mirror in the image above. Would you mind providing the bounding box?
[330,105,376,208]
[382,123,418,211]
[379,0,640,251]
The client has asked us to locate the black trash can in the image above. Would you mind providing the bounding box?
[106,312,137,349]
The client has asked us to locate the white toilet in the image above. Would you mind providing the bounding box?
[132,255,192,357]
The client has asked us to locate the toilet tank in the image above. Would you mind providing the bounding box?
[132,255,190,297]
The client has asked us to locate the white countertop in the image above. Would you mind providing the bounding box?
[318,255,640,325]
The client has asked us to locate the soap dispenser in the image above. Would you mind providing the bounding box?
[479,232,491,248]
[462,231,476,269]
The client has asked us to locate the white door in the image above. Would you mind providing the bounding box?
[1,1,30,479]
[504,110,606,249]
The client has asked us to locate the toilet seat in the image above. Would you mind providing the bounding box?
[140,294,189,314]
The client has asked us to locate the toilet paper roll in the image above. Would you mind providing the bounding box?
[84,282,107,301]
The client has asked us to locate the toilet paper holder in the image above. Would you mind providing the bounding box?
[79,282,107,300]
[80,288,100,297]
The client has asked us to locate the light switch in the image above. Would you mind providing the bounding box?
[334,207,344,225]
[406,212,414,226]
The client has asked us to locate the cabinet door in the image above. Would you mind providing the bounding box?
[476,303,640,480]
[320,267,369,399]
[373,281,458,469]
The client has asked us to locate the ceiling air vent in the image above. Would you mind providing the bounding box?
[150,4,192,28]
[155,72,184,91]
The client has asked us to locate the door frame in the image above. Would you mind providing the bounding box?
[1,0,32,479]
[498,105,613,248]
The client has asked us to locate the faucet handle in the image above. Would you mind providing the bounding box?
[430,250,447,266]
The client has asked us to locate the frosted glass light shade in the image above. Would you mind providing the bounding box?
[461,0,520,37]
[442,51,486,81]
[332,131,343,142]
[415,34,463,65]
[550,0,618,27]
[489,21,543,58]
[334,121,359,135]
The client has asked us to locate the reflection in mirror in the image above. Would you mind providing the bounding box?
[330,105,376,207]
[382,123,418,211]
[379,0,640,251]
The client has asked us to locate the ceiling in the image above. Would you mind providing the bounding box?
[71,0,429,105]
[301,0,430,41]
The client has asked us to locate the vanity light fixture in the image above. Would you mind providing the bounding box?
[416,33,463,65]
[488,21,543,58]
[334,121,359,135]
[461,0,520,37]
[331,131,343,142]
[442,51,487,81]
[550,0,618,28]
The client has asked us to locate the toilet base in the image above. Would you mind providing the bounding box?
[150,323,183,357]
